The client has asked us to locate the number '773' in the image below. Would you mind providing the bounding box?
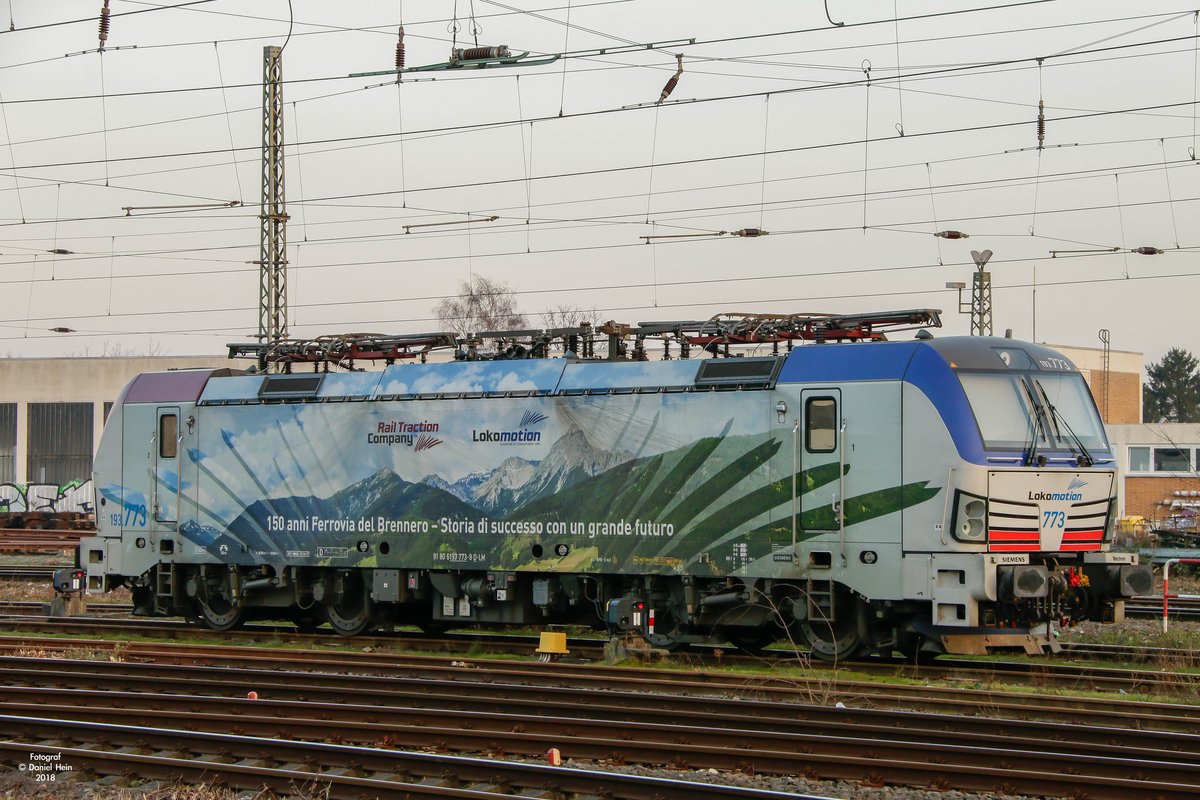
[1042,510,1065,529]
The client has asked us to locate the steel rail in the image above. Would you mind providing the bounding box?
[2,614,1199,697]
[0,717,827,800]
[1,684,1200,798]
[0,651,1198,738]
[2,633,1200,734]
[2,682,1199,774]
[0,566,59,580]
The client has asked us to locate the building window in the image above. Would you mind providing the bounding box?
[0,404,14,484]
[1129,445,1197,474]
[27,403,93,485]
[103,402,113,423]
[1154,448,1192,472]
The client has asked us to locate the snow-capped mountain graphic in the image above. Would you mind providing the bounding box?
[505,428,631,511]
[421,427,631,515]
[467,456,539,514]
[230,469,478,539]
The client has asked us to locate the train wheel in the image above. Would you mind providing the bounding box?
[197,595,244,631]
[196,571,244,631]
[799,589,863,661]
[324,572,375,636]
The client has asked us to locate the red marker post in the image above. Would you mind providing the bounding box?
[1161,558,1200,633]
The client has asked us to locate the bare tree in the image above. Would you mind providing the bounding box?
[434,275,527,337]
[537,303,601,331]
[67,338,166,358]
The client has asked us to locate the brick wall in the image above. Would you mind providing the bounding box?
[1081,369,1141,424]
[1124,475,1200,521]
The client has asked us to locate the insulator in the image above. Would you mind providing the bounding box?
[1131,246,1163,255]
[934,230,969,240]
[658,74,679,103]
[657,54,684,104]
[455,45,510,62]
[98,0,110,46]
[395,26,405,70]
[1036,99,1045,149]
[732,228,768,237]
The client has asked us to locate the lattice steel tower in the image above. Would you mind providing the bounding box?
[969,249,993,336]
[258,45,288,348]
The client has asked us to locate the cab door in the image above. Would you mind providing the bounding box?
[799,389,843,535]
[153,407,180,525]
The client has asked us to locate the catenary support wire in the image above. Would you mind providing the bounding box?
[517,76,532,252]
[558,0,571,116]
[861,59,872,231]
[1114,173,1130,278]
[926,163,943,265]
[0,80,25,223]
[214,42,244,205]
[1158,138,1181,249]
[290,101,308,242]
[894,0,905,135]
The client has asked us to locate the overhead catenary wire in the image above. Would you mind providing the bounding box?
[0,0,218,37]
[5,261,1199,344]
[3,143,1198,261]
[7,30,1198,185]
[5,189,1198,295]
[4,3,1199,350]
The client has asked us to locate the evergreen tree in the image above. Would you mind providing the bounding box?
[1143,348,1200,422]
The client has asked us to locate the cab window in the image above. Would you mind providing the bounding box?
[159,414,178,459]
[806,397,837,452]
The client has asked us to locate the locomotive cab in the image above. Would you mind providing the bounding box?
[897,338,1150,656]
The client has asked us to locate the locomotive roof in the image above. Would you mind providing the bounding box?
[118,335,1079,406]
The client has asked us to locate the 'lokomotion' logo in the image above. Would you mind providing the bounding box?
[472,410,547,444]
[1029,490,1083,501]
[1029,476,1089,502]
[368,419,443,450]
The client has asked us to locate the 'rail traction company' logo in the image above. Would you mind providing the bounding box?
[473,410,547,444]
[368,420,442,450]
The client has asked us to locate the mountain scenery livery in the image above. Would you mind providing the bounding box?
[80,331,1151,658]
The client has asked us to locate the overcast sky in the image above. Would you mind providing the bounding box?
[0,0,1196,367]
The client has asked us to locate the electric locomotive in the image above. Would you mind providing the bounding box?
[79,309,1151,658]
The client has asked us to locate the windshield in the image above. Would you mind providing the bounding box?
[959,371,1109,452]
[1034,373,1110,450]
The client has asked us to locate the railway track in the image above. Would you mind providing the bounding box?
[0,634,1198,733]
[1128,595,1200,620]
[0,650,1198,798]
[0,611,1197,696]
[0,565,60,581]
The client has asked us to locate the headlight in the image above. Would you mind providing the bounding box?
[952,492,987,542]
